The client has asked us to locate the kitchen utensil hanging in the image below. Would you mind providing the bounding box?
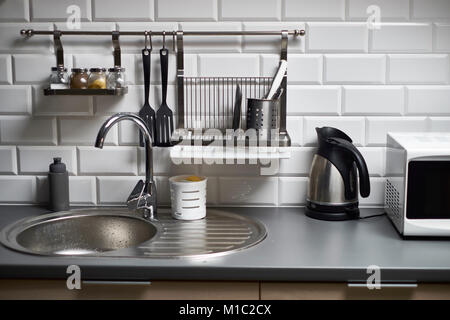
[155,31,174,147]
[139,31,156,146]
[20,28,305,145]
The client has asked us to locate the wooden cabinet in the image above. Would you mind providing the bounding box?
[260,282,450,300]
[0,280,259,300]
[2,280,450,300]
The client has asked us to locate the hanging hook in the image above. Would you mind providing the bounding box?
[162,31,166,49]
[172,31,176,51]
[149,31,153,50]
[144,31,149,50]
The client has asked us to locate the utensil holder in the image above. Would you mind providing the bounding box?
[169,175,207,220]
[246,98,280,141]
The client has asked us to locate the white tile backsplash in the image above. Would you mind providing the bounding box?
[198,54,259,77]
[0,85,32,115]
[347,0,409,21]
[0,176,35,203]
[0,1,449,208]
[371,23,432,52]
[30,0,92,21]
[429,117,450,131]
[0,116,57,145]
[287,85,340,115]
[366,117,428,145]
[412,0,450,20]
[220,0,280,21]
[343,86,404,115]
[219,177,278,205]
[13,54,73,84]
[32,85,93,116]
[78,146,138,175]
[18,146,77,175]
[278,177,308,206]
[435,24,450,52]
[307,22,368,52]
[359,177,386,206]
[156,0,218,21]
[0,0,29,22]
[0,146,17,174]
[261,54,322,84]
[97,176,140,204]
[388,54,449,84]
[59,117,118,145]
[0,55,13,84]
[407,86,450,115]
[324,54,386,84]
[304,116,365,146]
[284,0,344,20]
[93,0,154,21]
[278,147,315,175]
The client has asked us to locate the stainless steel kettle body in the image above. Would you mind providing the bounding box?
[306,127,370,221]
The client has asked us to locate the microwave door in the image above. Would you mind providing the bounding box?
[406,160,450,219]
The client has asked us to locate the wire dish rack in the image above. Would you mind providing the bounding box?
[173,30,294,147]
[182,76,272,129]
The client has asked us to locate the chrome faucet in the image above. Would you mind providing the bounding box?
[95,113,157,220]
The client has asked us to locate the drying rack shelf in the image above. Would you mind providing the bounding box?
[170,145,292,162]
[43,87,128,96]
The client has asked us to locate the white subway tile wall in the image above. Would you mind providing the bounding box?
[0,1,448,207]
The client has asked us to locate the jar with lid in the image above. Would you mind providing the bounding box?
[49,66,69,89]
[88,68,107,89]
[107,67,126,89]
[70,68,89,89]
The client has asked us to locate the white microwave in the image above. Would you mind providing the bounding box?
[385,132,450,237]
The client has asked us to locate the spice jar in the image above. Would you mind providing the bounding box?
[70,68,89,89]
[88,68,107,89]
[107,67,126,89]
[49,66,69,89]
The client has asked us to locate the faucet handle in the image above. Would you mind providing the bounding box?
[127,179,157,219]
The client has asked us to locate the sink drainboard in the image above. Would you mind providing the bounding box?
[137,209,266,258]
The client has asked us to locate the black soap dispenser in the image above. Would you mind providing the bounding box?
[48,157,70,212]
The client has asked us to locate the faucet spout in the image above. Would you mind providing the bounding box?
[95,113,157,220]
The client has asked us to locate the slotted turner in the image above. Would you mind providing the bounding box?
[155,47,173,147]
[139,46,156,146]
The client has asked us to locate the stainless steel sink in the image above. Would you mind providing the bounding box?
[0,209,158,255]
[0,208,266,258]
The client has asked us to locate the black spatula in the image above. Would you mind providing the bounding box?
[155,47,173,147]
[139,46,156,146]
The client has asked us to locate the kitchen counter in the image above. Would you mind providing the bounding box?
[0,206,450,283]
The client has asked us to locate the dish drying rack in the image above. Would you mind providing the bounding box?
[20,28,305,159]
[174,30,301,148]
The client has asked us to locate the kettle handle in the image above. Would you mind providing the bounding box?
[328,138,371,198]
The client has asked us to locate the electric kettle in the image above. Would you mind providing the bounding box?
[306,127,370,221]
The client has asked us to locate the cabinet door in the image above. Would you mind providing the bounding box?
[0,280,259,300]
[260,282,450,300]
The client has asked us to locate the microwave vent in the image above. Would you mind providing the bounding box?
[385,179,400,219]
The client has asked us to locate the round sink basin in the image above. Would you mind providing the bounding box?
[0,209,158,256]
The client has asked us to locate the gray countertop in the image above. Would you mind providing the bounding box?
[1,205,450,283]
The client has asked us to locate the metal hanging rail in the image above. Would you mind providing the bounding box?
[20,29,305,37]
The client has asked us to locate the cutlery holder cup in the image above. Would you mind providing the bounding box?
[246,98,280,140]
